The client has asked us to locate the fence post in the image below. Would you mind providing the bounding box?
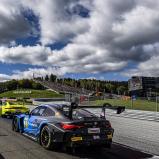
[156,95,158,112]
[131,98,133,110]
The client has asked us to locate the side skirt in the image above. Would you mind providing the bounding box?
[22,133,38,141]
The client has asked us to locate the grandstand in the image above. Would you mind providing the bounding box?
[33,79,92,95]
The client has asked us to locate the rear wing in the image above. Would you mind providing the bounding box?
[62,102,125,119]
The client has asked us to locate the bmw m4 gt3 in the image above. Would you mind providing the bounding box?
[12,103,125,151]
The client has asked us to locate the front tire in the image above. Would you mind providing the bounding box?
[40,125,54,150]
[12,117,19,132]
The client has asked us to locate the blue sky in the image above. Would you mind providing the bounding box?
[0,0,159,81]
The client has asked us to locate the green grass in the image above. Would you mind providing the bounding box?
[0,89,64,99]
[96,99,159,112]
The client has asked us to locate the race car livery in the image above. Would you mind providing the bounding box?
[0,100,29,117]
[12,103,125,151]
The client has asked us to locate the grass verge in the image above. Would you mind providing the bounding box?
[96,99,158,112]
[0,89,64,99]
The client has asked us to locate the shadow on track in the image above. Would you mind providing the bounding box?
[0,117,155,159]
[68,144,153,159]
[0,154,5,159]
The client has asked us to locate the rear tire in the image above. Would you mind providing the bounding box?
[12,117,19,132]
[40,125,54,150]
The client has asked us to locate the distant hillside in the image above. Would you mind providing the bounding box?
[36,74,128,95]
[0,75,128,95]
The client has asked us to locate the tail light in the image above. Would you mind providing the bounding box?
[61,123,83,130]
[107,121,112,128]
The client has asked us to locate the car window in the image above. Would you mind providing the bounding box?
[72,109,98,120]
[42,107,55,116]
[31,107,40,116]
[38,107,46,116]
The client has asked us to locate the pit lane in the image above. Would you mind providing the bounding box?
[0,116,159,159]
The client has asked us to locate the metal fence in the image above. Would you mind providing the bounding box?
[79,94,159,112]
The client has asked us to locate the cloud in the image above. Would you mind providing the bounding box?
[122,43,159,77]
[112,5,159,49]
[122,57,159,77]
[0,45,52,65]
[0,67,65,82]
[1,0,159,78]
[0,0,33,45]
[22,0,90,45]
[0,44,127,74]
[0,74,12,81]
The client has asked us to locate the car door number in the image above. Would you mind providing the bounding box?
[24,117,29,128]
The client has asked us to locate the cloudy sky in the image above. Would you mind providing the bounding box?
[0,0,159,82]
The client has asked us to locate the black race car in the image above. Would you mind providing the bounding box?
[12,103,125,151]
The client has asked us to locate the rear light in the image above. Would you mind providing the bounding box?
[61,123,83,130]
[107,121,112,128]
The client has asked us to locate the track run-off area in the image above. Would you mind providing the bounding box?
[0,107,159,159]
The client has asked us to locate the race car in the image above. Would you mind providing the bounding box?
[0,100,29,118]
[12,103,125,151]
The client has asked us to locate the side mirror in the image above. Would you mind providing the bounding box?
[25,111,30,115]
[62,103,78,120]
[71,102,78,109]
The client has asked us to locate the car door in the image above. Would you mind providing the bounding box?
[23,106,46,136]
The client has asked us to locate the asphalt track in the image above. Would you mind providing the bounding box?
[0,116,159,159]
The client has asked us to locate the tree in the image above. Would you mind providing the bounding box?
[105,83,116,93]
[45,75,49,81]
[6,80,18,90]
[117,86,127,95]
[32,82,44,90]
[18,79,32,89]
[50,74,57,82]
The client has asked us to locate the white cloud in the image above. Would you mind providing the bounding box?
[113,6,159,48]
[1,0,159,78]
[22,0,90,45]
[0,74,12,82]
[123,56,159,77]
[0,67,65,82]
[0,45,52,65]
[122,43,159,77]
[0,0,32,45]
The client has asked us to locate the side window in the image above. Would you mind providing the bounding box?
[72,110,82,120]
[38,107,46,116]
[42,108,55,117]
[31,107,40,116]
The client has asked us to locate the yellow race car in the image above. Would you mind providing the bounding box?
[0,100,29,117]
